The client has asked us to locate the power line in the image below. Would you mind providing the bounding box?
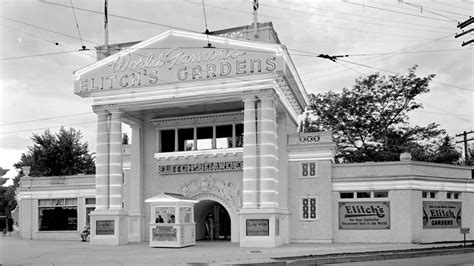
[0,121,97,135]
[0,50,90,61]
[0,23,97,60]
[279,1,455,31]
[187,1,450,41]
[69,0,87,50]
[40,0,201,33]
[261,3,452,34]
[0,16,101,45]
[0,112,92,126]
[343,1,455,22]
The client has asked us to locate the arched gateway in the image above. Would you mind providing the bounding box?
[179,176,240,242]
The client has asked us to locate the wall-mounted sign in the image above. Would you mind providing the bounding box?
[74,32,284,97]
[246,219,269,236]
[339,202,390,230]
[96,220,114,235]
[158,161,243,175]
[152,226,177,241]
[423,201,461,229]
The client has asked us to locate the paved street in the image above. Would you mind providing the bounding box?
[332,253,474,266]
[1,234,473,265]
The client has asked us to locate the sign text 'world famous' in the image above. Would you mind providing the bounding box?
[78,48,278,93]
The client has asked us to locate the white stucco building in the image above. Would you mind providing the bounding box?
[17,22,474,247]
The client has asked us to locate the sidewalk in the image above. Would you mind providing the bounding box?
[0,234,471,265]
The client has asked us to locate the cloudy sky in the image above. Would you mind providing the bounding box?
[1,0,473,182]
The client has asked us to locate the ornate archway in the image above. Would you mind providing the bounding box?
[177,176,241,242]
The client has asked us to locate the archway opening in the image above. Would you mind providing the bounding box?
[194,200,231,241]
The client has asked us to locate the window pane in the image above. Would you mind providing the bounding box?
[356,192,371,198]
[374,191,388,198]
[429,192,436,198]
[422,192,427,198]
[216,125,233,149]
[454,193,459,199]
[85,198,96,205]
[340,192,354,199]
[178,128,194,151]
[309,163,316,176]
[302,163,308,176]
[161,130,175,152]
[39,207,77,231]
[302,198,309,219]
[235,124,244,147]
[447,192,452,199]
[197,127,213,150]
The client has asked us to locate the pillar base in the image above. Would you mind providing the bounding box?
[127,210,145,242]
[238,209,284,248]
[90,209,128,245]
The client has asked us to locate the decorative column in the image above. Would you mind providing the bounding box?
[258,93,279,209]
[242,96,258,209]
[128,124,144,242]
[108,109,123,210]
[95,111,109,210]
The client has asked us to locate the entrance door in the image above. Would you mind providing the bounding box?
[194,200,231,241]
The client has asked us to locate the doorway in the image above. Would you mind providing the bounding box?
[194,200,231,241]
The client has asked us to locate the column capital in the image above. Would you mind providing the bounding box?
[241,93,258,103]
[257,89,278,102]
[92,104,119,113]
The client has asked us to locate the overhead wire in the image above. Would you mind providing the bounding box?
[0,112,92,126]
[279,1,455,31]
[342,0,455,22]
[185,0,451,41]
[40,0,201,33]
[69,0,86,49]
[261,2,452,34]
[0,16,101,45]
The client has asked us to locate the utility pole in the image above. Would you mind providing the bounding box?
[455,130,474,165]
[455,17,474,47]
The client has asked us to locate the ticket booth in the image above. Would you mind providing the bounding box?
[145,193,198,248]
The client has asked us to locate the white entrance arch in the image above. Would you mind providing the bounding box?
[189,192,239,243]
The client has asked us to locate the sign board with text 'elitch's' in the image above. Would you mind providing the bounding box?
[74,30,284,97]
[339,202,390,230]
[423,201,462,229]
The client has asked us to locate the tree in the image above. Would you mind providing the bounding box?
[305,65,460,164]
[14,127,95,176]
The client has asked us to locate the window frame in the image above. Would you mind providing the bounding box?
[300,162,318,178]
[38,198,78,232]
[300,196,319,221]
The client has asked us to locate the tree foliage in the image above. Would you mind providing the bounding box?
[304,66,461,164]
[14,127,95,176]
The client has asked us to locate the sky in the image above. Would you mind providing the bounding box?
[0,0,473,183]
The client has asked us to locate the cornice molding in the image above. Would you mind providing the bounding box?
[151,111,243,128]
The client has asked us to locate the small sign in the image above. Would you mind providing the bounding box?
[96,220,114,235]
[246,219,269,236]
[460,228,470,234]
[152,226,177,241]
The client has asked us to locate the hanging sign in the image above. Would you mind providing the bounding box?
[422,201,462,229]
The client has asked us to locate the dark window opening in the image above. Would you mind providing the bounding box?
[356,192,371,198]
[235,124,244,147]
[216,125,233,149]
[161,130,175,152]
[178,128,194,151]
[374,191,388,198]
[39,207,77,231]
[197,127,213,150]
[85,198,96,205]
[340,192,354,199]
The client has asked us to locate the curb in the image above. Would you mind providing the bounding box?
[272,246,474,265]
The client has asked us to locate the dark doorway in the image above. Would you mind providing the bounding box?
[194,200,231,241]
